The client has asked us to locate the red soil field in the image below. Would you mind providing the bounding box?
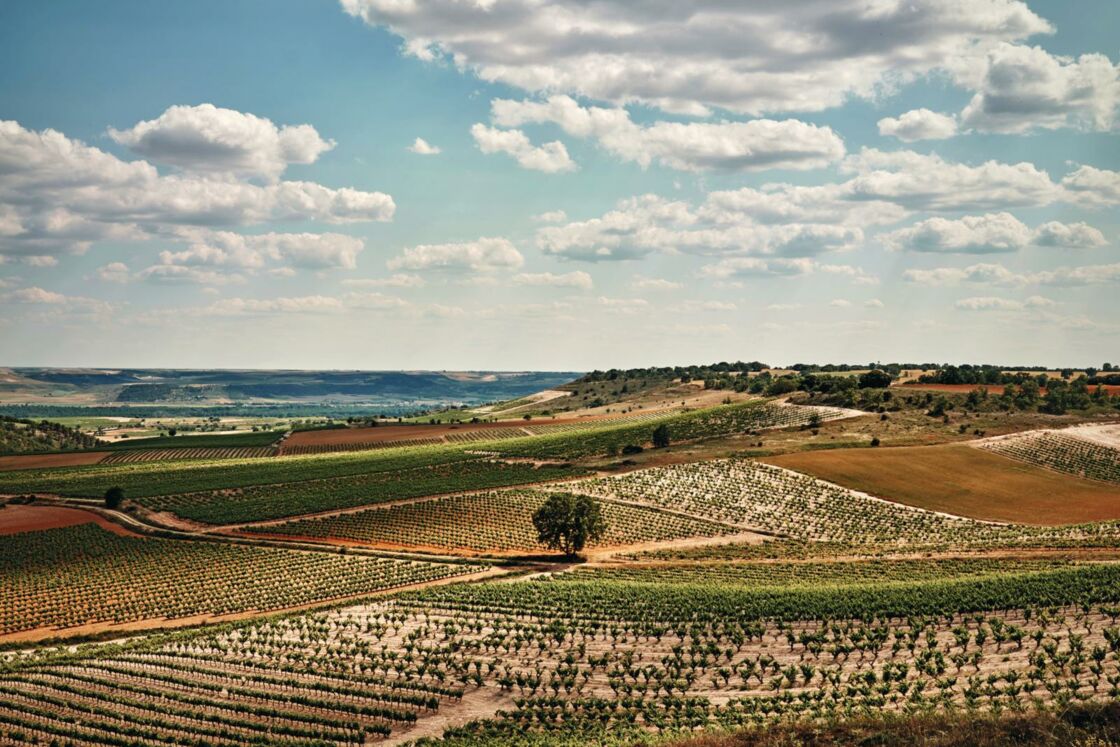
[0,504,132,536]
[0,451,109,472]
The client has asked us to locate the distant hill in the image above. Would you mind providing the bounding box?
[1,368,582,414]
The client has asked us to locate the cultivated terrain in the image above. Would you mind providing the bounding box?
[2,361,1120,746]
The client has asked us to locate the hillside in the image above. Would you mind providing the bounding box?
[0,416,99,454]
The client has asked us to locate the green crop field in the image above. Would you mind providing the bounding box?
[143,460,586,524]
[249,489,735,552]
[0,523,484,637]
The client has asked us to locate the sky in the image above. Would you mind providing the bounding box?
[0,0,1117,371]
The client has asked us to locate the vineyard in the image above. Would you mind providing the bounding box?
[572,557,1084,588]
[98,445,277,464]
[0,443,481,498]
[0,523,484,637]
[4,564,1120,744]
[248,489,735,553]
[980,429,1120,485]
[138,460,586,524]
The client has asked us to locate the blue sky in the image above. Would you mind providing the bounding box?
[0,0,1117,370]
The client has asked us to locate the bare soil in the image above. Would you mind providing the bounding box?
[0,451,109,472]
[0,504,134,536]
[763,443,1120,525]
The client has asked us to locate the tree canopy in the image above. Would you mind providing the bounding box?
[531,493,606,556]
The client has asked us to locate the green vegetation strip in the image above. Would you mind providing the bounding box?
[144,461,586,524]
[0,524,484,636]
[405,564,1120,622]
[0,443,478,498]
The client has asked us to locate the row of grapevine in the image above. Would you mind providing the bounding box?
[980,430,1120,484]
[0,442,479,498]
[0,523,484,636]
[5,564,1120,744]
[99,445,277,464]
[559,458,1120,548]
[140,459,586,524]
[248,490,735,553]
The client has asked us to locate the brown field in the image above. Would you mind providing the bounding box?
[762,443,1120,525]
[0,450,109,472]
[0,504,132,536]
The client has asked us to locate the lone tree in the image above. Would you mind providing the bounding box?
[532,493,606,556]
[652,423,671,448]
[104,486,125,509]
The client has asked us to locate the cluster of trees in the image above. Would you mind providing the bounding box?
[920,363,1115,387]
[579,362,770,385]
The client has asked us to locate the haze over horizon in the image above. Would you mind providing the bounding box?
[1,0,1117,370]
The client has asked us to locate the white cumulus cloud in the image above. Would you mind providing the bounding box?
[877,109,958,142]
[109,103,335,181]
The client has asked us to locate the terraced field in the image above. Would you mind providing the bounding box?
[99,445,277,464]
[980,429,1120,485]
[140,460,586,524]
[563,458,1120,549]
[247,489,736,553]
[4,563,1120,745]
[0,524,484,638]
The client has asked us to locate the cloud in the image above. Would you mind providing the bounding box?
[0,119,394,261]
[491,95,844,172]
[408,137,441,155]
[632,276,683,290]
[511,271,593,289]
[142,230,366,282]
[864,299,885,308]
[1032,221,1107,249]
[2,285,113,315]
[108,104,335,181]
[877,109,958,141]
[1061,165,1120,206]
[597,296,649,314]
[960,44,1120,133]
[698,257,815,279]
[536,194,864,263]
[829,299,852,308]
[905,261,1120,288]
[342,274,426,288]
[387,237,525,273]
[135,265,246,286]
[842,149,1062,212]
[884,214,1106,254]
[199,295,345,315]
[669,299,737,312]
[469,124,575,173]
[94,262,131,283]
[882,213,1033,254]
[532,210,568,223]
[955,295,1055,311]
[341,0,1050,116]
